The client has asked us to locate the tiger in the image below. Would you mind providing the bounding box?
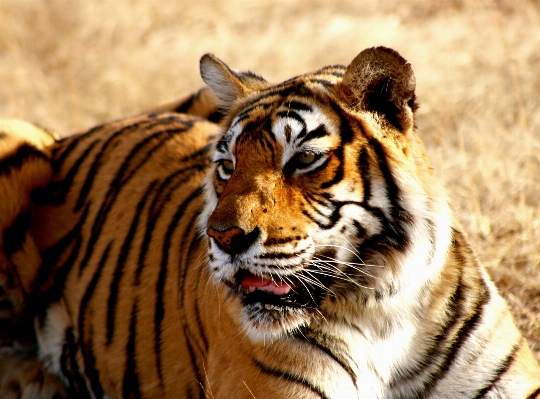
[0,119,70,399]
[1,46,539,399]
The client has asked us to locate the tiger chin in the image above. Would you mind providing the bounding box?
[0,47,539,399]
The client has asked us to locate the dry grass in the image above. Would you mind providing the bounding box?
[1,0,539,359]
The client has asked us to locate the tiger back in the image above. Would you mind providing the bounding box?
[2,47,540,398]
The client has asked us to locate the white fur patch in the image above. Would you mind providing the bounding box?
[36,299,73,385]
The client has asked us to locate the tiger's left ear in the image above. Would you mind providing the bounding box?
[200,54,270,110]
[336,46,417,132]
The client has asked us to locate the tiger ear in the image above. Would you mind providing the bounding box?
[200,54,269,110]
[337,46,417,132]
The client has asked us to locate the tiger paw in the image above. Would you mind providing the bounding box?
[0,347,68,399]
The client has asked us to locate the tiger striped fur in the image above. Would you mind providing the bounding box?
[0,119,67,398]
[1,47,539,398]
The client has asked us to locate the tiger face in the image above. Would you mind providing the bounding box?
[200,48,451,340]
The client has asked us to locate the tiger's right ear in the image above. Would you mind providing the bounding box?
[200,54,270,110]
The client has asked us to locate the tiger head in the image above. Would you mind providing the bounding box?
[199,47,451,340]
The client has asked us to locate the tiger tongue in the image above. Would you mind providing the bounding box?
[241,275,291,296]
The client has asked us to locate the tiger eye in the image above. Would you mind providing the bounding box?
[298,152,316,165]
[222,160,234,173]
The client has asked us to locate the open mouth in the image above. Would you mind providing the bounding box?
[228,269,326,310]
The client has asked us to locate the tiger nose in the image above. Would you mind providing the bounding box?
[206,226,260,255]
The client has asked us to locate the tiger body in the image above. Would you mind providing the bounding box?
[1,47,539,398]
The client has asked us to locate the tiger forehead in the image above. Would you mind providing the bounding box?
[219,98,338,156]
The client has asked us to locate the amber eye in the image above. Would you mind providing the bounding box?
[222,160,235,174]
[298,152,316,166]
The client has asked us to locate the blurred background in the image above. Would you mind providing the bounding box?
[0,0,539,359]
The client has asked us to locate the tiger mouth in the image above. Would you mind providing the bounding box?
[229,270,326,310]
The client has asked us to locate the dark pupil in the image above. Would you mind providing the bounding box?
[223,160,234,172]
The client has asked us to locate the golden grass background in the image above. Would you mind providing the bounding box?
[0,0,539,359]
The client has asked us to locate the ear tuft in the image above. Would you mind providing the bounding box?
[338,46,417,132]
[200,54,269,110]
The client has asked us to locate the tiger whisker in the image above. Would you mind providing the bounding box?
[304,254,380,280]
[293,272,333,295]
[313,243,386,269]
[314,255,385,269]
[284,274,324,304]
[311,258,381,280]
[303,266,374,290]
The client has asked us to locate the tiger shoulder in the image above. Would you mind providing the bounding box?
[1,46,539,399]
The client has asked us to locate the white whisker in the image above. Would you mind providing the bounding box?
[311,258,381,280]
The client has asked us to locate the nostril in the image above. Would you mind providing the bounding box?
[207,226,245,253]
[207,226,260,255]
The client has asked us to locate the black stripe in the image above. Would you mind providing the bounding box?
[388,255,467,388]
[473,341,521,399]
[122,300,142,399]
[257,248,308,260]
[253,359,330,399]
[73,138,111,212]
[60,327,92,397]
[320,147,344,189]
[262,118,277,145]
[77,125,191,275]
[358,147,371,201]
[259,133,275,154]
[135,157,209,284]
[106,180,158,345]
[216,136,230,153]
[207,110,224,123]
[369,138,400,205]
[309,78,334,88]
[526,387,540,399]
[35,138,100,207]
[369,138,411,251]
[184,331,206,399]
[318,67,345,78]
[0,143,49,176]
[178,206,208,355]
[276,110,306,127]
[287,101,313,112]
[129,147,207,385]
[154,187,205,384]
[3,212,31,257]
[295,329,357,388]
[34,204,90,323]
[297,124,329,146]
[264,236,297,246]
[52,132,93,173]
[419,278,491,398]
[304,192,335,219]
[74,118,182,212]
[174,93,197,114]
[301,194,358,231]
[232,101,275,128]
[77,242,112,399]
[337,112,355,144]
